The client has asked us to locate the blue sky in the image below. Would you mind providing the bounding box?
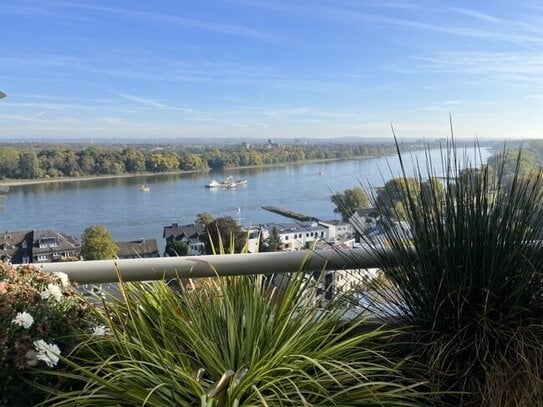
[1,0,543,140]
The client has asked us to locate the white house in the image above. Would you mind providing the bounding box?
[259,221,329,251]
[318,220,354,241]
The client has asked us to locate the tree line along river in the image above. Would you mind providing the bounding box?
[1,147,490,254]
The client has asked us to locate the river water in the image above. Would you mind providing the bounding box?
[1,147,490,253]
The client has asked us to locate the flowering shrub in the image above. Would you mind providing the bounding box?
[0,263,96,406]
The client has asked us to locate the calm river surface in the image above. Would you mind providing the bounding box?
[1,148,490,253]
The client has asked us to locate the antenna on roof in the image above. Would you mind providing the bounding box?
[236,207,243,226]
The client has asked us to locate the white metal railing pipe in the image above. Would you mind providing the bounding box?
[38,248,388,284]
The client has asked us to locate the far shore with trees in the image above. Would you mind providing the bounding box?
[0,142,407,184]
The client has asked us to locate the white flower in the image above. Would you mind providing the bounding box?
[40,283,63,302]
[33,339,61,368]
[53,271,70,287]
[91,325,110,336]
[25,350,38,366]
[12,311,34,329]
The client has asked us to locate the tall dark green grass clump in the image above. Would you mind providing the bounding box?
[368,140,543,405]
[41,271,425,406]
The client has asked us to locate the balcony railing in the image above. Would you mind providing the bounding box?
[38,248,388,284]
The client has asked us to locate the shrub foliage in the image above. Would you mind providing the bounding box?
[0,264,96,406]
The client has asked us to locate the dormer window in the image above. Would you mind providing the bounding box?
[39,237,59,248]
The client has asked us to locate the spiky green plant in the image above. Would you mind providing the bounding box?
[40,267,426,406]
[363,139,543,405]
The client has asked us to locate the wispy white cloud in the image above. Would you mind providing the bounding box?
[0,101,96,111]
[48,1,280,41]
[1,0,71,19]
[445,6,501,23]
[0,113,50,123]
[413,51,543,84]
[112,91,168,109]
[418,100,464,112]
[225,0,543,47]
[111,91,208,114]
[440,100,462,105]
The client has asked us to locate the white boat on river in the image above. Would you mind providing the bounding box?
[206,176,247,189]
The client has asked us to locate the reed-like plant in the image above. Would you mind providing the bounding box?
[41,268,425,406]
[364,139,543,405]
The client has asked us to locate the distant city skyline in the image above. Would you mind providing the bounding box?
[1,0,543,140]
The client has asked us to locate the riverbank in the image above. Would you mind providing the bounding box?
[1,155,381,187]
[1,170,201,187]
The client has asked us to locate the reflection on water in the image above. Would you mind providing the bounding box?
[11,172,208,195]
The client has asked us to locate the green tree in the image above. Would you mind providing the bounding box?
[38,148,66,177]
[196,212,214,227]
[165,240,189,257]
[455,165,498,197]
[0,147,20,178]
[61,150,81,176]
[123,147,146,173]
[18,149,42,179]
[80,225,119,260]
[261,226,281,252]
[96,151,124,175]
[420,177,445,204]
[331,187,370,221]
[180,154,207,171]
[78,150,96,175]
[248,150,263,166]
[146,153,180,172]
[487,149,539,177]
[205,216,244,254]
[376,177,420,219]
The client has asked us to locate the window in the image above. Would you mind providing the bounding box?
[39,238,59,248]
[37,255,48,261]
[285,235,289,240]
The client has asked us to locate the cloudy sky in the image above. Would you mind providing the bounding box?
[1,0,543,140]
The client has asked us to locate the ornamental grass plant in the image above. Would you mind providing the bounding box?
[42,269,426,406]
[363,140,543,405]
